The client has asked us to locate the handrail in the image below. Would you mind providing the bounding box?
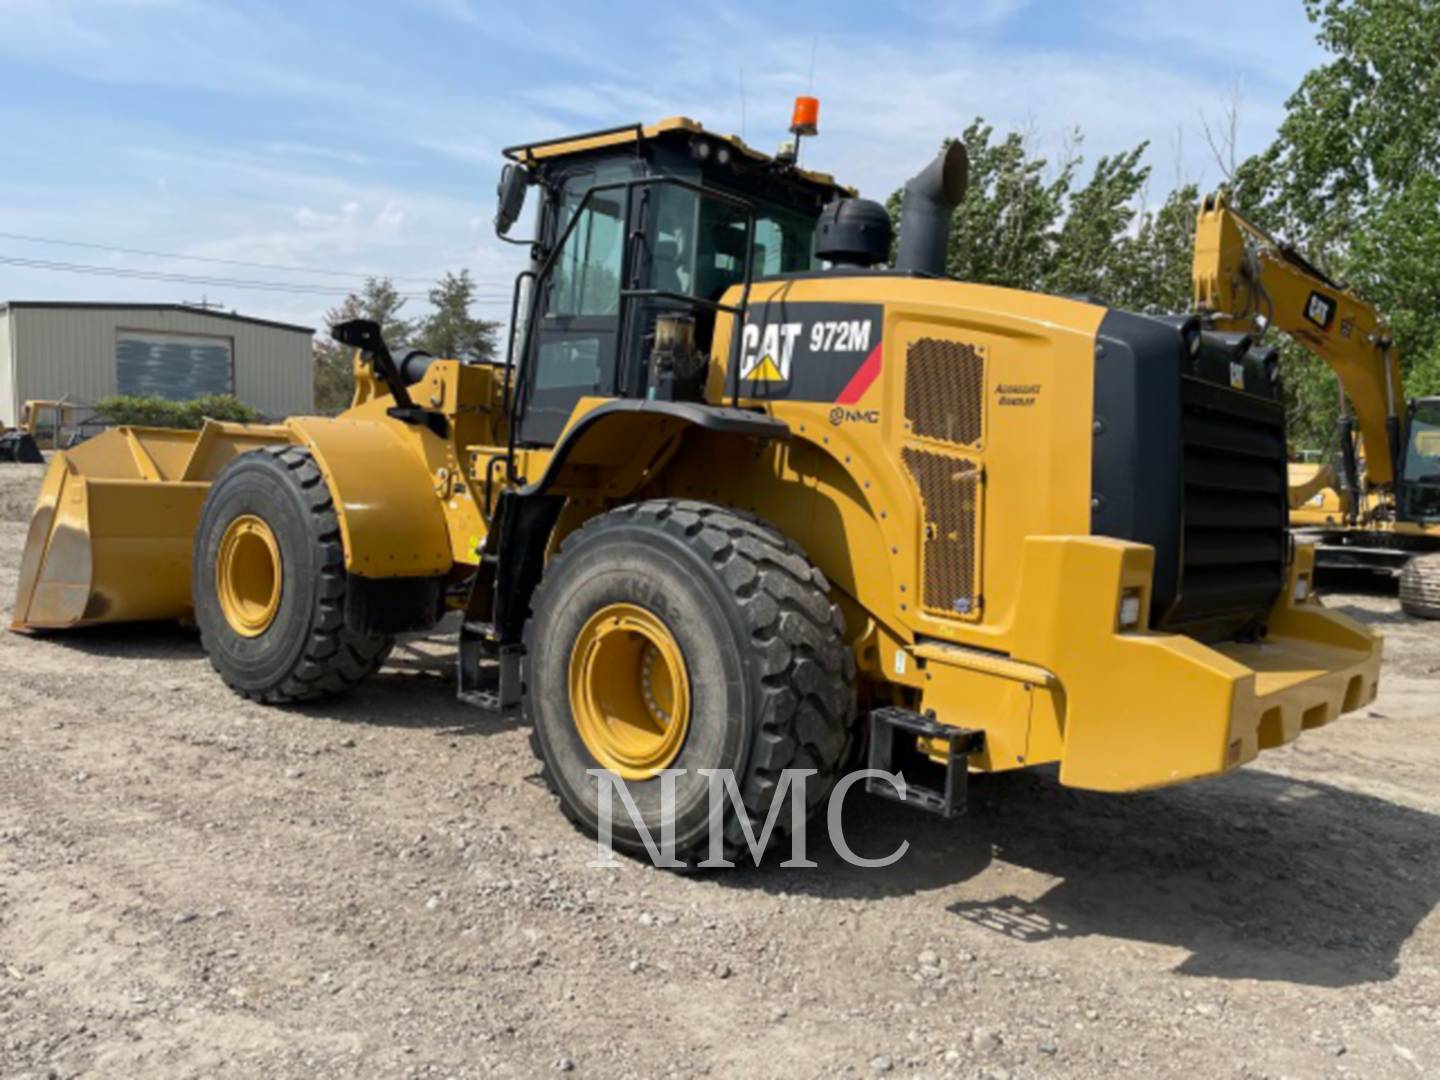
[502,123,646,164]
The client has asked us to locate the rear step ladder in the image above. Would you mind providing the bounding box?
[457,620,523,715]
[866,707,983,819]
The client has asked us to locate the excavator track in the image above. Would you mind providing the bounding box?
[1399,554,1440,620]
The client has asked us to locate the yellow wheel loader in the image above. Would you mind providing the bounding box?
[11,108,1382,864]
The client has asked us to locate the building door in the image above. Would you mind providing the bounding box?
[116,331,234,399]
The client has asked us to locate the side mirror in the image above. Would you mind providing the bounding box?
[330,318,383,351]
[495,163,531,236]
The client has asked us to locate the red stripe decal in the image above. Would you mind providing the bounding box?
[835,341,883,404]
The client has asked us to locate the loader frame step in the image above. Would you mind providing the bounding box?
[458,620,524,714]
[866,707,983,820]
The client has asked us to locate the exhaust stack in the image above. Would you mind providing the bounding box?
[894,141,969,276]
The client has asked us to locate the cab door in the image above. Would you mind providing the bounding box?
[519,172,631,446]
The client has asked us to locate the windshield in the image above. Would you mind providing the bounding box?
[1404,402,1440,485]
[651,185,817,302]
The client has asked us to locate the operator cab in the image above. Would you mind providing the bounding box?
[496,117,848,445]
[1401,397,1440,522]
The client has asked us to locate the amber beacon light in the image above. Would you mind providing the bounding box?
[790,95,820,136]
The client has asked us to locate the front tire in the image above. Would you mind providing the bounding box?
[524,499,855,866]
[192,445,391,702]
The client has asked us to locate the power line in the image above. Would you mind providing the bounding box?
[0,252,426,296]
[0,252,516,304]
[0,230,515,289]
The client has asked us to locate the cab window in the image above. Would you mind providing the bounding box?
[1404,403,1440,484]
[548,187,625,317]
[650,186,817,302]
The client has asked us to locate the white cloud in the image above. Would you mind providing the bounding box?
[0,0,1332,333]
[263,142,370,167]
[896,0,1032,30]
[376,201,407,230]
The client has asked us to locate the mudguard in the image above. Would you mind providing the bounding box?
[284,416,453,578]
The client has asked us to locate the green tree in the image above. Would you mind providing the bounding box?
[1282,347,1347,452]
[415,269,502,364]
[891,121,1172,308]
[910,121,1076,290]
[888,0,1440,462]
[1233,0,1440,450]
[313,277,414,414]
[951,124,1073,290]
[1239,0,1440,245]
[1045,144,1151,300]
[1346,171,1440,401]
[1108,183,1202,315]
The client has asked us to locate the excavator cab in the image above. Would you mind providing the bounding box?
[498,120,843,445]
[1400,397,1440,522]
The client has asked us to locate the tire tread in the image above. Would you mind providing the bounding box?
[198,445,391,703]
[524,498,855,865]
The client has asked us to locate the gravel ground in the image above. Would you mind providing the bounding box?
[2,459,1439,1079]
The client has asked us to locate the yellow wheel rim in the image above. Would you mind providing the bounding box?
[216,514,282,637]
[568,603,691,780]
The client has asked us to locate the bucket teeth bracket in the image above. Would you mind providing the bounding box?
[866,707,983,819]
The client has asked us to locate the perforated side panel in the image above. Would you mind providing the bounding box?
[904,338,985,446]
[903,447,982,618]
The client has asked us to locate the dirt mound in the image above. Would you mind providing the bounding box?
[1,474,1437,1077]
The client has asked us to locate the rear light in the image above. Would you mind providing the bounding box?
[1118,589,1144,631]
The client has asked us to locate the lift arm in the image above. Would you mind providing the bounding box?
[1193,192,1406,489]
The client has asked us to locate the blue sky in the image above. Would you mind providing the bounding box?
[0,0,1327,330]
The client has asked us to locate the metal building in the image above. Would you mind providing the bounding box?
[0,302,315,426]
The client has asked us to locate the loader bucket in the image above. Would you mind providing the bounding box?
[0,431,43,463]
[10,422,291,631]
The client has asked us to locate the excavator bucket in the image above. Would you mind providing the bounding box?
[10,422,290,631]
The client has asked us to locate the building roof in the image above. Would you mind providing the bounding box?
[503,116,848,192]
[0,301,314,335]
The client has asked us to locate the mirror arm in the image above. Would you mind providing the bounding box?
[330,319,414,409]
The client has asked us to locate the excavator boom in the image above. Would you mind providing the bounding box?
[1192,192,1406,488]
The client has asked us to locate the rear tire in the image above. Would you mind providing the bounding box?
[192,445,391,702]
[1400,554,1440,620]
[524,499,855,867]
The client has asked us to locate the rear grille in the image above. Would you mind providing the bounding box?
[1164,377,1288,633]
[904,338,985,447]
[902,447,982,618]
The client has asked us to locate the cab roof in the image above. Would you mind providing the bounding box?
[502,116,849,194]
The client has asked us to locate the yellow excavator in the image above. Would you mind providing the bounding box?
[9,106,1381,864]
[1193,192,1440,618]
